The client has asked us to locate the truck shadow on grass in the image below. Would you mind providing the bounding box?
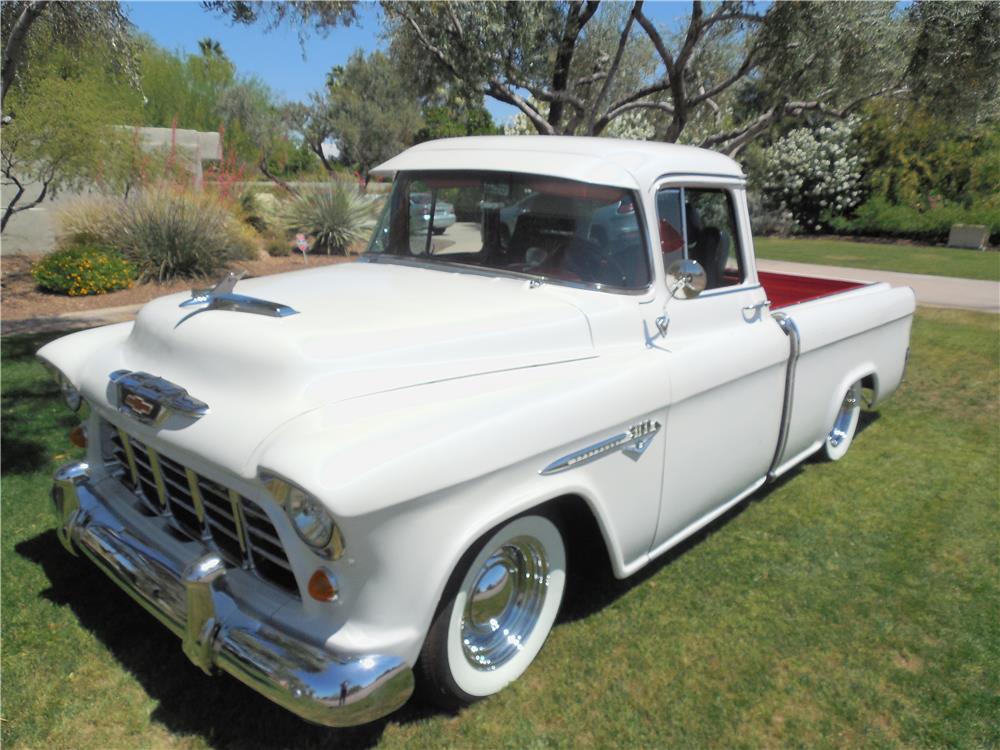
[13,413,880,749]
[15,531,441,750]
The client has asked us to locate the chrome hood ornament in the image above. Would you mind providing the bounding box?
[178,271,299,323]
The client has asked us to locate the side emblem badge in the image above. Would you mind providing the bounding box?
[540,419,663,475]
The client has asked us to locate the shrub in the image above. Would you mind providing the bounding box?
[237,189,284,233]
[281,183,375,255]
[32,246,135,296]
[746,191,799,236]
[759,117,866,232]
[830,196,1000,245]
[57,196,118,248]
[59,185,257,282]
[263,233,292,257]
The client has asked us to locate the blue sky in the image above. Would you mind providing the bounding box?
[126,0,691,126]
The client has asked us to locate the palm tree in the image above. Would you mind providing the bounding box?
[197,38,225,59]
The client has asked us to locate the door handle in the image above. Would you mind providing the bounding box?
[742,299,772,313]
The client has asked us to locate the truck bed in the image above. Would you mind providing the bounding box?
[758,271,866,310]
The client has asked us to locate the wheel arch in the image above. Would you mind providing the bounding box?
[825,363,877,430]
[421,490,619,636]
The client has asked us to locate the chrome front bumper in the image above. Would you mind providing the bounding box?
[51,461,414,727]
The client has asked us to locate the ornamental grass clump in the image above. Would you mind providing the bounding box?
[112,186,257,281]
[58,186,257,282]
[32,246,135,296]
[281,183,375,254]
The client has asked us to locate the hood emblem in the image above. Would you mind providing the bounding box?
[111,370,209,425]
[123,392,156,418]
[177,271,299,325]
[540,419,662,475]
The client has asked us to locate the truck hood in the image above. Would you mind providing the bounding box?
[83,261,596,471]
[124,261,595,401]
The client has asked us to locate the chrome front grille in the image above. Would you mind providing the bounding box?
[103,420,298,595]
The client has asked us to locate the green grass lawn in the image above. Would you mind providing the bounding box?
[754,236,1000,282]
[3,310,998,749]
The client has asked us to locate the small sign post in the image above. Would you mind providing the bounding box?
[295,233,310,262]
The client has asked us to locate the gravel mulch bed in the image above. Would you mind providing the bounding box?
[1,253,352,328]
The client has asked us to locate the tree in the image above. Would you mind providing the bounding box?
[1,1,137,114]
[200,0,1000,155]
[215,78,301,190]
[203,0,357,34]
[324,51,423,185]
[2,68,137,231]
[198,37,225,59]
[383,1,915,154]
[415,93,499,143]
[286,93,338,172]
[138,38,236,132]
[904,1,1000,124]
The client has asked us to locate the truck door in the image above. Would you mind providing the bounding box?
[650,183,790,552]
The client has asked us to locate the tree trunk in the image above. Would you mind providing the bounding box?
[1,1,46,113]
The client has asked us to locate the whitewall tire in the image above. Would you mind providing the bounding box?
[823,380,863,461]
[418,514,566,708]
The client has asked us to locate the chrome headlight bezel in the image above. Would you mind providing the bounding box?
[259,472,345,559]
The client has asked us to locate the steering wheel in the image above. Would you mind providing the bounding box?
[562,237,630,287]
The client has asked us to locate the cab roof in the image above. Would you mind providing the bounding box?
[371,135,745,191]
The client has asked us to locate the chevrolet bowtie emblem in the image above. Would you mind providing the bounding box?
[123,392,155,417]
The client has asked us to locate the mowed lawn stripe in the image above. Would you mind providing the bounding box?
[754,236,1000,282]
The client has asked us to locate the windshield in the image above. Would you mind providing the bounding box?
[365,171,650,290]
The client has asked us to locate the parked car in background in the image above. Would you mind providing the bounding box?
[40,136,914,728]
[409,191,455,235]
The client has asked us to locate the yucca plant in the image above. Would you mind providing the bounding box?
[281,183,376,255]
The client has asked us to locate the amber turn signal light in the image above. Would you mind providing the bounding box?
[308,569,338,602]
[69,425,87,448]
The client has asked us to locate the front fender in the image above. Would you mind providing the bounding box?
[253,350,671,664]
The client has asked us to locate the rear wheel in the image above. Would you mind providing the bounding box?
[418,514,566,709]
[823,380,862,461]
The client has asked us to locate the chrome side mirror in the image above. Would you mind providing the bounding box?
[666,259,707,299]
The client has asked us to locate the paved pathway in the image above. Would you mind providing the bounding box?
[756,259,1000,314]
[4,262,997,337]
[1,303,143,337]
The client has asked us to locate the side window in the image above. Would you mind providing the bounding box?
[656,187,745,290]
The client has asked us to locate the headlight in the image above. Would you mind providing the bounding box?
[41,361,83,412]
[260,473,345,559]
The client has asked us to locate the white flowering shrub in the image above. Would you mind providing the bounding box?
[761,117,865,232]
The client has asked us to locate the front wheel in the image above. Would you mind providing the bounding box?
[823,380,862,461]
[418,514,566,709]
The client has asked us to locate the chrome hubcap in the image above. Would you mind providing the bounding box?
[461,536,549,671]
[829,383,861,447]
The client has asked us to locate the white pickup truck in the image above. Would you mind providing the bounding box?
[40,136,915,727]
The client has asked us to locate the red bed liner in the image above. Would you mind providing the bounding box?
[758,271,866,310]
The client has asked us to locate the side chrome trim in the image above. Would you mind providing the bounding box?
[767,312,800,481]
[541,419,661,475]
[50,461,415,728]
